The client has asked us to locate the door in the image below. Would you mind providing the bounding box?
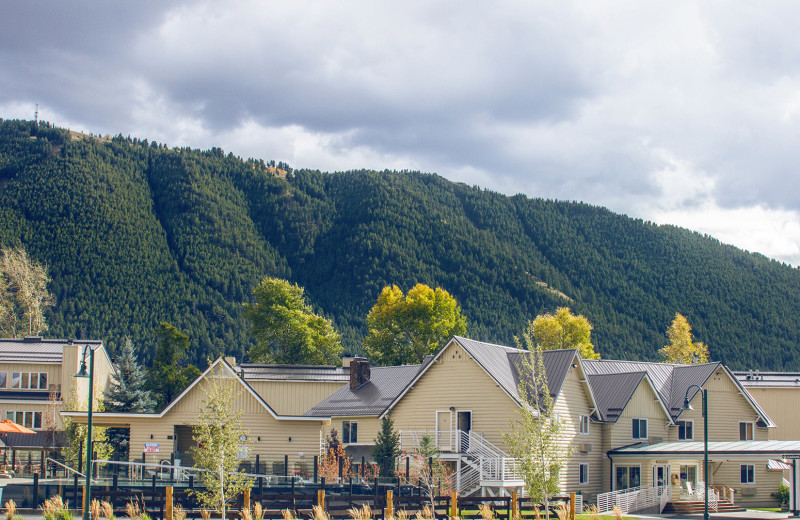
[654,464,669,488]
[436,411,452,451]
[457,411,472,452]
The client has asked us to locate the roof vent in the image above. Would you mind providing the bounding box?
[23,336,43,343]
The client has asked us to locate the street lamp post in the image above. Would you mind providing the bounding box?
[683,384,709,520]
[74,346,95,520]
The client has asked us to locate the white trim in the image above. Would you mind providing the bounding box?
[0,399,61,405]
[740,463,756,484]
[613,463,642,491]
[739,421,755,441]
[579,462,590,485]
[579,414,589,435]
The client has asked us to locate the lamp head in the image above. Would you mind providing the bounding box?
[683,395,694,411]
[74,345,91,378]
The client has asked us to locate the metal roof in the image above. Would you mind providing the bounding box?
[304,364,422,417]
[0,338,102,364]
[588,371,647,422]
[609,440,800,457]
[733,370,800,388]
[239,364,349,382]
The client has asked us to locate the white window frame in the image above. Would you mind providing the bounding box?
[579,463,590,484]
[4,411,42,429]
[632,418,648,440]
[10,371,47,390]
[739,421,754,441]
[614,464,642,490]
[740,464,755,484]
[579,414,589,435]
[678,419,694,441]
[342,420,358,444]
[0,371,6,388]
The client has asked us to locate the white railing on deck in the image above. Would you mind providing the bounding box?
[597,485,669,514]
[659,484,671,513]
[481,457,523,481]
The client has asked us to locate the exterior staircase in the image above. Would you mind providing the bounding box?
[663,500,746,514]
[399,429,523,496]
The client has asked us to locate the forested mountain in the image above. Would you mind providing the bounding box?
[2,118,799,370]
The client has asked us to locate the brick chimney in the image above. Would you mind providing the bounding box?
[350,358,370,390]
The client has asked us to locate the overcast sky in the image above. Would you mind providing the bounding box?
[3,2,800,265]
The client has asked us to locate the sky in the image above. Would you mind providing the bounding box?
[3,2,800,265]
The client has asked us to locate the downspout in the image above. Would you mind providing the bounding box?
[607,452,614,491]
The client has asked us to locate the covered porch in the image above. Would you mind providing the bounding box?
[604,441,800,512]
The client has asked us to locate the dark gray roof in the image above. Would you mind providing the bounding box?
[0,338,102,364]
[239,364,349,382]
[1,431,68,448]
[582,359,771,425]
[588,371,647,422]
[451,337,577,405]
[304,364,423,417]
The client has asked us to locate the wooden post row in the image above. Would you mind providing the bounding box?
[450,491,457,519]
[386,490,394,519]
[317,489,325,509]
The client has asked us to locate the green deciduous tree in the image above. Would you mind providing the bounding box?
[659,313,710,364]
[146,322,201,409]
[363,284,467,365]
[0,245,55,337]
[531,307,599,359]
[371,416,401,477]
[503,324,572,519]
[191,372,253,519]
[243,277,342,365]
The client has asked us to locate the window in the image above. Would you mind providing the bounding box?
[579,463,590,484]
[4,411,42,429]
[579,415,589,435]
[10,372,47,390]
[632,418,648,439]
[741,464,755,484]
[0,372,6,388]
[342,420,358,443]
[615,466,640,490]
[678,420,694,440]
[739,421,754,441]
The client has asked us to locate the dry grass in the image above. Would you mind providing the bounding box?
[173,505,186,520]
[394,511,410,520]
[199,509,211,520]
[479,503,495,520]
[241,509,252,520]
[414,506,434,520]
[312,505,329,520]
[125,500,142,520]
[41,496,69,516]
[90,499,101,520]
[253,503,263,520]
[282,508,296,520]
[555,503,568,520]
[348,504,373,520]
[4,500,15,520]
[100,501,114,520]
[612,505,623,520]
[583,504,600,520]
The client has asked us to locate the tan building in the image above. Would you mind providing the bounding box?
[733,371,800,441]
[0,337,112,452]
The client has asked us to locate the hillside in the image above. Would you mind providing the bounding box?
[1,118,799,370]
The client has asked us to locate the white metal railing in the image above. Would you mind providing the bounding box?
[459,463,481,494]
[575,494,584,514]
[597,485,669,514]
[660,484,671,513]
[45,458,93,481]
[481,457,523,481]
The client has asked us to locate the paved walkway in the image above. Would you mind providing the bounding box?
[631,510,797,520]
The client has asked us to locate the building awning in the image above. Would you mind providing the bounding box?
[609,440,800,459]
[768,459,792,471]
[1,431,68,449]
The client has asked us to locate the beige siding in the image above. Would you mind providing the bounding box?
[388,341,520,451]
[323,417,382,448]
[745,387,800,440]
[553,359,603,502]
[247,380,344,416]
[128,370,325,474]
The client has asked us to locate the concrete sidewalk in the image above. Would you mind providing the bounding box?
[631,510,796,520]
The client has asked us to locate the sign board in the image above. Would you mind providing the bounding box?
[144,442,160,454]
[784,454,800,459]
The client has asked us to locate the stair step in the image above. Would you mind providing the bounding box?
[663,500,747,514]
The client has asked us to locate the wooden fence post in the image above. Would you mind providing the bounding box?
[166,486,173,520]
[450,491,457,519]
[569,493,575,520]
[317,489,325,510]
[244,488,251,514]
[386,490,394,519]
[511,491,518,520]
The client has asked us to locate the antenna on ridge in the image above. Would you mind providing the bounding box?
[35,104,38,124]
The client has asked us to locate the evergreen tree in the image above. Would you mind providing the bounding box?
[371,416,400,477]
[104,338,156,413]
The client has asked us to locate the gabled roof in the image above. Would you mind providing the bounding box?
[304,364,423,417]
[733,370,800,388]
[381,336,592,417]
[0,337,103,363]
[588,371,647,422]
[582,359,774,426]
[62,357,327,423]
